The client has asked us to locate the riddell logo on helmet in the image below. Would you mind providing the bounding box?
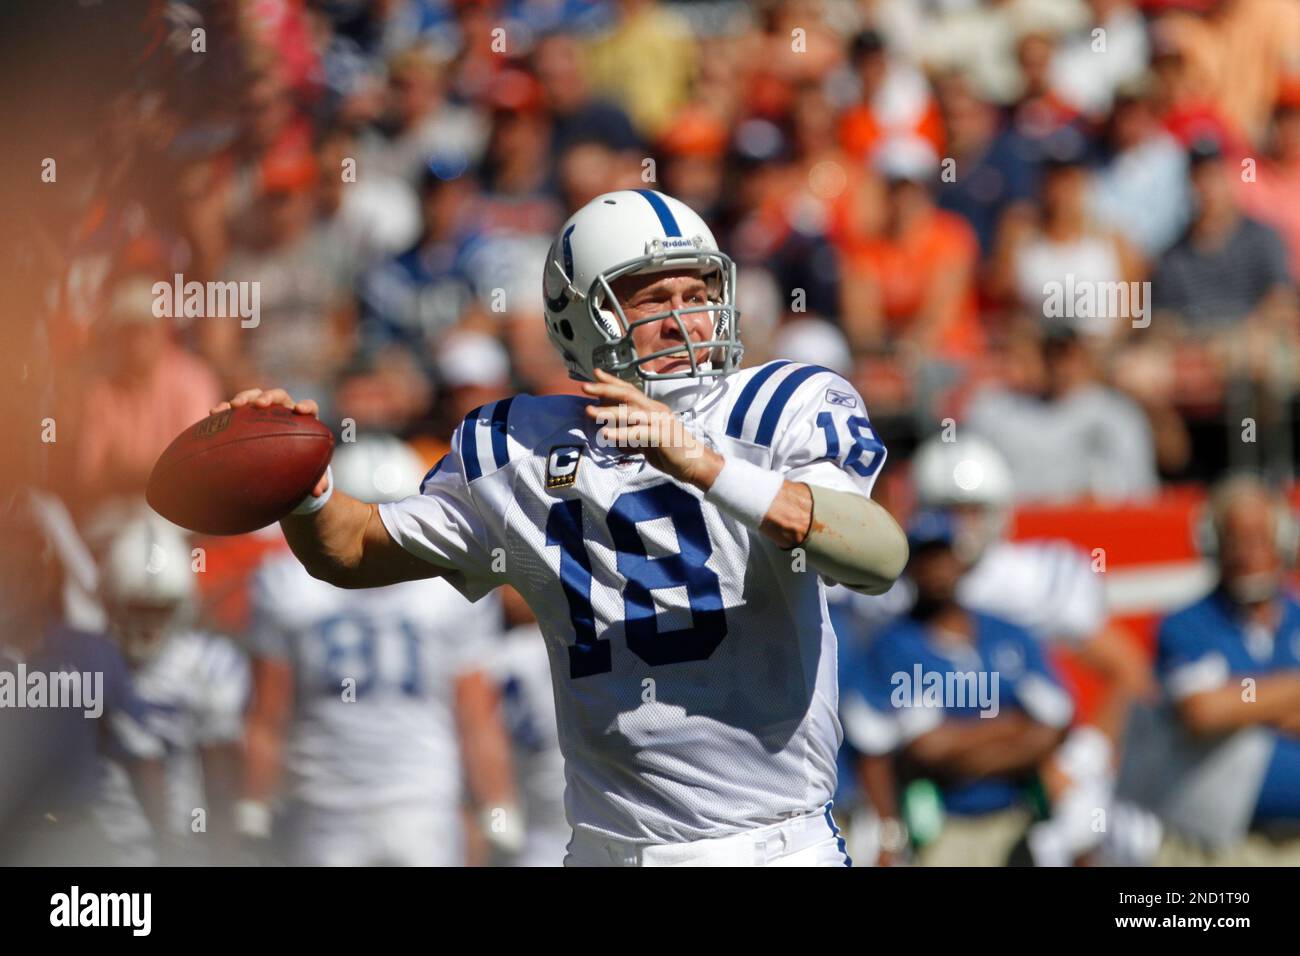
[646,237,700,253]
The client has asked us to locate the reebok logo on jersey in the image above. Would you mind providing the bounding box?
[546,445,583,489]
[825,388,857,409]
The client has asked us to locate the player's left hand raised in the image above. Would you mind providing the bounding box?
[582,369,722,488]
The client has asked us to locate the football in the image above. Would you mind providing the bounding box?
[146,405,334,535]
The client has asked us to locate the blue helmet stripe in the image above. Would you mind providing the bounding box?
[754,365,834,447]
[725,361,790,439]
[634,189,682,237]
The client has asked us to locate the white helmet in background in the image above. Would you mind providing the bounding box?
[542,189,741,385]
[912,434,1014,563]
[332,434,427,503]
[100,510,196,665]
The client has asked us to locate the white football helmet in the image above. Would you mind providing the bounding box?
[332,434,427,503]
[542,189,741,384]
[100,510,196,665]
[912,434,1014,564]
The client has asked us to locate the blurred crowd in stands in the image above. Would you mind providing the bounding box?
[42,0,1300,522]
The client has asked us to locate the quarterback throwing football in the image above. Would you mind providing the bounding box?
[215,190,909,866]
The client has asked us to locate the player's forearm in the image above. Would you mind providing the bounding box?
[798,485,909,594]
[126,758,171,841]
[200,743,242,862]
[694,455,908,593]
[243,718,284,802]
[908,713,1040,777]
[953,722,1064,778]
[455,673,518,811]
[857,753,902,820]
[1178,674,1300,736]
[279,490,374,586]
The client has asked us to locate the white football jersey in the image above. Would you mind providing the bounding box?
[248,553,500,811]
[959,539,1105,645]
[95,630,249,860]
[378,360,887,844]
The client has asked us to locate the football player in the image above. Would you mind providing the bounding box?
[240,435,517,866]
[91,506,248,865]
[214,190,909,866]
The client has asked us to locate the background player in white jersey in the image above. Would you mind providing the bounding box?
[90,505,249,865]
[241,435,518,866]
[211,189,909,867]
[837,434,1151,865]
[486,587,569,866]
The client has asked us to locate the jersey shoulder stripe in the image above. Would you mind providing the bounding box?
[725,360,790,439]
[754,363,837,446]
[461,397,516,481]
[457,393,594,482]
[725,360,838,447]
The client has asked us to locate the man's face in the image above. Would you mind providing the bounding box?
[910,544,964,606]
[1191,160,1233,217]
[108,602,180,668]
[1217,493,1286,602]
[610,269,717,375]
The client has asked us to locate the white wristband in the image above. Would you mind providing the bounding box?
[704,457,785,530]
[291,466,333,515]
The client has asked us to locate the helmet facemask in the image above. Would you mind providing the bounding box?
[107,599,189,667]
[585,247,742,385]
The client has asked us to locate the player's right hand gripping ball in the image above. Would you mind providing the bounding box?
[147,405,333,535]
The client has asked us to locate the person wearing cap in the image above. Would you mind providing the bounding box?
[846,511,1074,866]
[1150,134,1296,479]
[1152,135,1295,335]
[657,105,728,225]
[69,275,221,517]
[356,155,480,374]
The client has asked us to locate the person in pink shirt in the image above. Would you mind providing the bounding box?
[1237,98,1300,283]
[72,276,222,516]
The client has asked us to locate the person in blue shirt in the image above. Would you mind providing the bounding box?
[354,157,482,376]
[0,493,165,865]
[855,511,1074,866]
[1155,475,1300,849]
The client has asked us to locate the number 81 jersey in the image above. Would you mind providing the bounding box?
[378,360,888,845]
